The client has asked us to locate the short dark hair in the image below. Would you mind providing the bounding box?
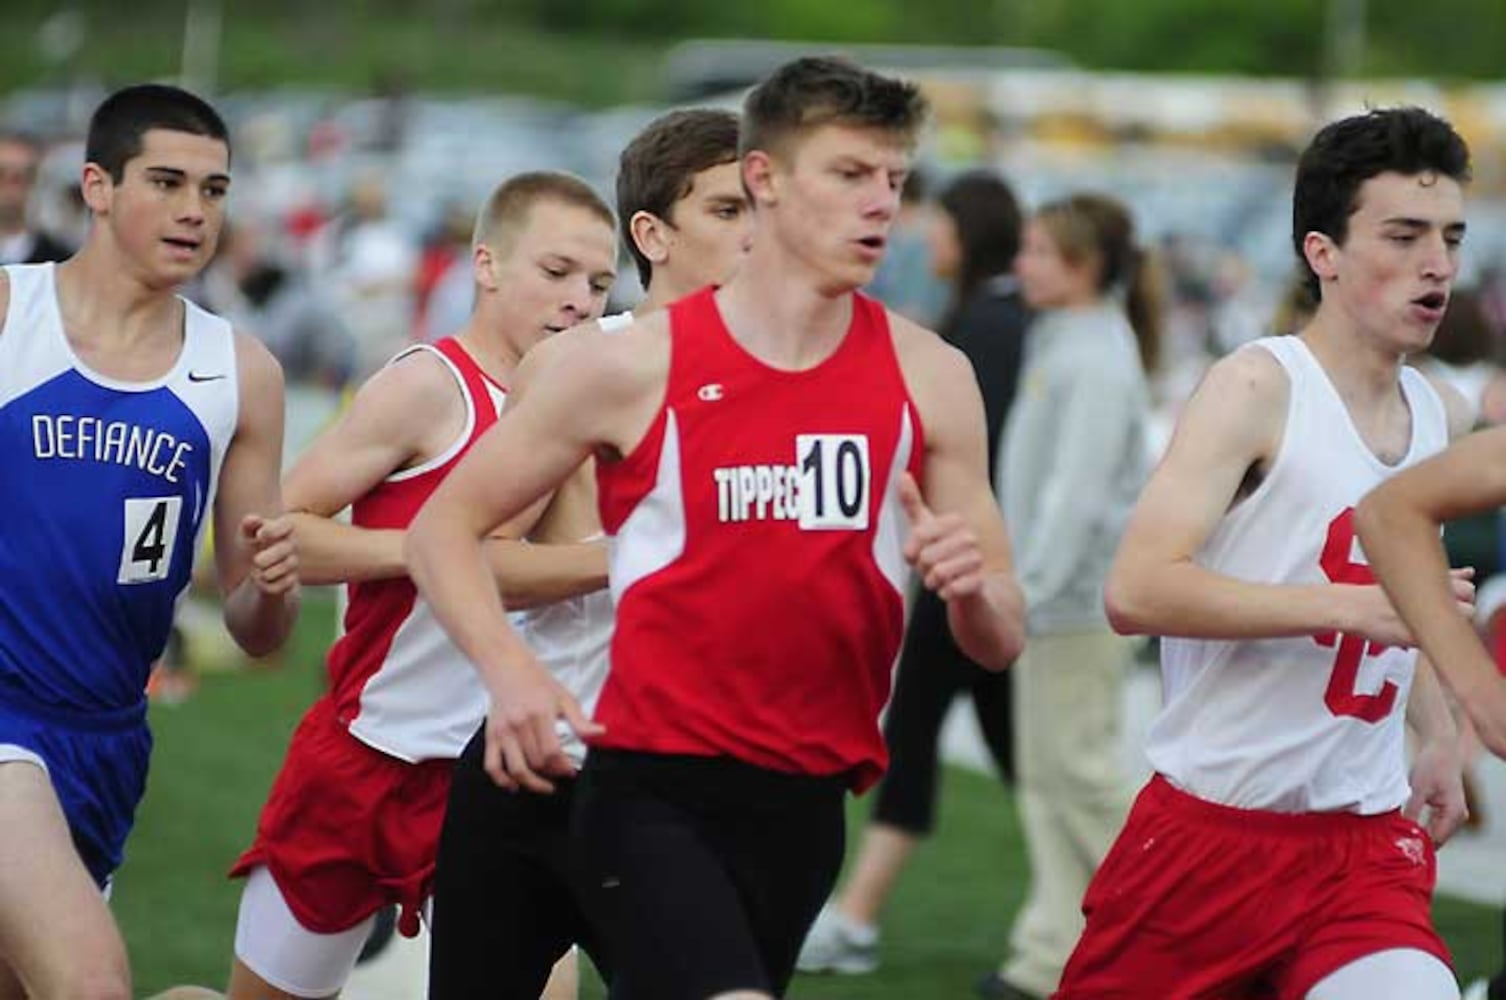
[86,84,230,182]
[616,108,740,288]
[1292,106,1470,299]
[741,56,928,161]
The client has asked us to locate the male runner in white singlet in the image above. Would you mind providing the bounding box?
[1060,106,1478,1000]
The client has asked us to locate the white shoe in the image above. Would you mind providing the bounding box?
[795,903,879,975]
[1463,980,1490,1000]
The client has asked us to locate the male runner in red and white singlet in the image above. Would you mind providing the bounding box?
[408,56,1026,1000]
[225,172,617,1000]
[427,108,753,1000]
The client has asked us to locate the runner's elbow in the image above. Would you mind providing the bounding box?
[1104,569,1154,636]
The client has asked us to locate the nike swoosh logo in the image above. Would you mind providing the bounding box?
[187,371,226,383]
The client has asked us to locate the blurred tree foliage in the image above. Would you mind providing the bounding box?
[427,0,1503,79]
[0,0,1502,103]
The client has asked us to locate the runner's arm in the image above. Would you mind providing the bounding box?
[900,327,1024,669]
[1358,426,1506,754]
[216,333,299,656]
[1106,348,1422,644]
[281,352,456,584]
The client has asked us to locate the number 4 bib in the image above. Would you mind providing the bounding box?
[118,496,182,584]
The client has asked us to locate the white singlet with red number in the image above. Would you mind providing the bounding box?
[1146,335,1448,814]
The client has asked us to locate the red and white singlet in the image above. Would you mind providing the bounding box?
[594,287,924,791]
[328,337,504,763]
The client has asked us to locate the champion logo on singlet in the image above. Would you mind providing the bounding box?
[713,433,871,528]
[697,382,724,402]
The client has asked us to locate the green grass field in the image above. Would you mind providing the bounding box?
[118,594,1501,995]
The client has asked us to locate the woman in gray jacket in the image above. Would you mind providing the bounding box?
[981,193,1161,1000]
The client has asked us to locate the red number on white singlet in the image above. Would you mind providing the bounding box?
[1313,507,1399,722]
